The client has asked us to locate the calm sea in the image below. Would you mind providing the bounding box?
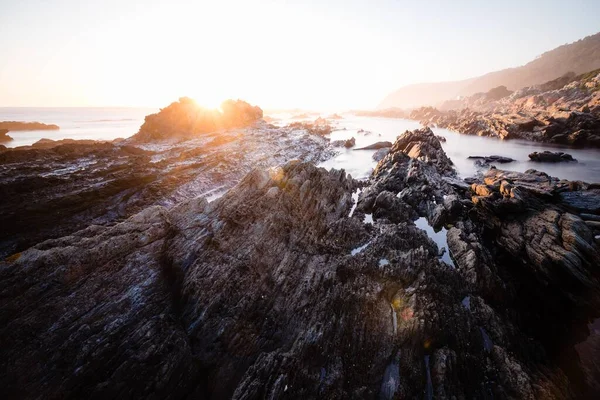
[2,108,599,183]
[0,107,158,147]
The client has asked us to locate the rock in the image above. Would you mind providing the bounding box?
[1,127,600,399]
[468,155,515,164]
[0,121,59,131]
[0,129,12,143]
[331,137,356,148]
[407,68,600,147]
[529,151,577,162]
[372,148,390,161]
[354,141,393,150]
[131,97,263,142]
[0,111,334,259]
[581,213,600,222]
[585,220,600,230]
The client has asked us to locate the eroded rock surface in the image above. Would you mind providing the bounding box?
[1,127,600,399]
[0,122,333,259]
[410,68,600,147]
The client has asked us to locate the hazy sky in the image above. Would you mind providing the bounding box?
[1,0,599,109]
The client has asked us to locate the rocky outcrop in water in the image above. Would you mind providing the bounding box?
[468,155,516,164]
[1,127,600,398]
[529,150,577,162]
[354,141,393,150]
[410,68,600,147]
[331,137,355,148]
[0,121,60,131]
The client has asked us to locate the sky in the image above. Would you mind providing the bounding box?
[0,0,599,109]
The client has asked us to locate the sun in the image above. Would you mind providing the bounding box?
[192,96,223,111]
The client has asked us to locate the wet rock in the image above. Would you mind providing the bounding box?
[331,137,356,148]
[529,151,577,162]
[372,148,390,161]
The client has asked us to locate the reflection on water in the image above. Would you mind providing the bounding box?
[415,217,454,267]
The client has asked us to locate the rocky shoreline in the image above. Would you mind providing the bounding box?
[1,124,600,398]
[0,120,333,259]
[409,69,600,147]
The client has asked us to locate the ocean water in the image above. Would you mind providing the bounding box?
[2,108,599,184]
[0,107,157,147]
[315,115,600,183]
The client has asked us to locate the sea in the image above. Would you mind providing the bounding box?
[0,107,157,148]
[2,107,600,183]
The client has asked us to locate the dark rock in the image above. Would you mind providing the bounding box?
[372,148,390,161]
[354,141,392,150]
[560,190,600,214]
[581,213,600,222]
[529,151,577,162]
[1,127,600,399]
[331,137,356,148]
[468,155,516,164]
[0,120,333,259]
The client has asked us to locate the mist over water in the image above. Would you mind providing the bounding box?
[317,115,600,183]
[2,108,599,184]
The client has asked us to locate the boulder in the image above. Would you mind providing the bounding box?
[529,151,577,162]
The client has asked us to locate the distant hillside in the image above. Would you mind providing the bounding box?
[379,32,600,109]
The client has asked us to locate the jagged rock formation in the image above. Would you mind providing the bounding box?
[0,122,332,259]
[410,68,600,147]
[1,127,599,399]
